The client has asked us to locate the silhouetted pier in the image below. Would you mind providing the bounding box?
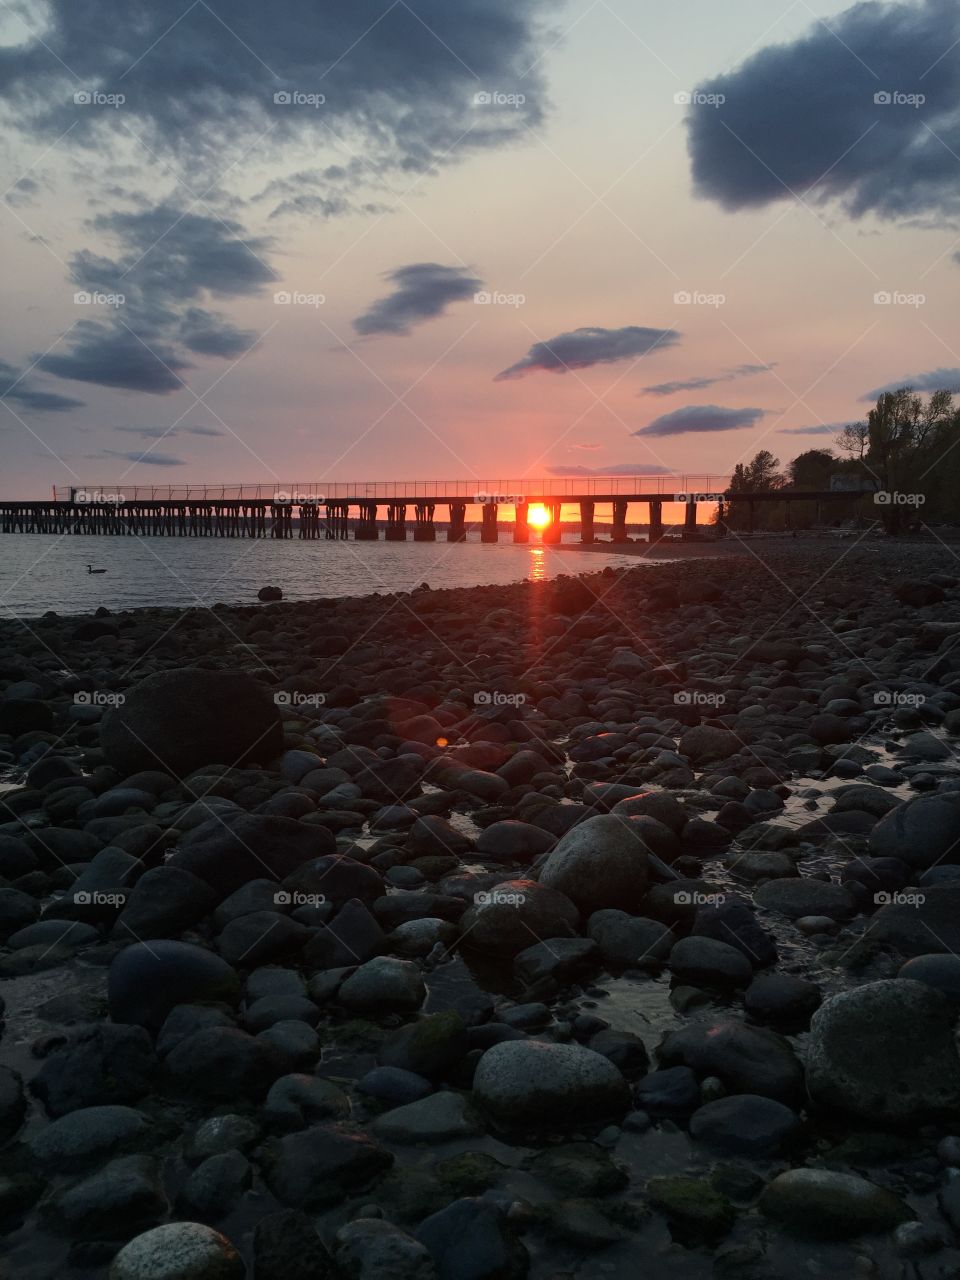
[0,479,879,542]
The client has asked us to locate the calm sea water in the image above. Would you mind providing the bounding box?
[0,532,647,617]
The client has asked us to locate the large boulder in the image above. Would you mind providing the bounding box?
[101,669,283,776]
[760,1169,912,1239]
[538,815,648,914]
[472,1039,629,1131]
[806,979,960,1124]
[170,813,335,897]
[678,726,741,765]
[869,793,960,869]
[855,884,960,960]
[109,1222,244,1279]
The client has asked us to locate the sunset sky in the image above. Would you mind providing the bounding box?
[1,0,959,498]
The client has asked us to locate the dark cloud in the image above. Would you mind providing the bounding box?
[353,264,483,337]
[863,366,960,399]
[5,175,40,208]
[780,424,843,436]
[102,449,187,466]
[39,323,191,393]
[635,405,766,438]
[687,0,960,221]
[115,425,225,438]
[496,326,680,381]
[547,463,672,476]
[2,1,552,190]
[38,206,275,393]
[0,361,85,412]
[642,363,776,396]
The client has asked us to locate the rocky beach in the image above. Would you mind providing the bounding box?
[2,542,960,1280]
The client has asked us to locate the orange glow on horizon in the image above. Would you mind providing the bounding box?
[527,503,551,529]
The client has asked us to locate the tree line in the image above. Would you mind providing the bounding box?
[722,388,960,533]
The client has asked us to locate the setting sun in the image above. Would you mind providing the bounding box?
[527,503,551,530]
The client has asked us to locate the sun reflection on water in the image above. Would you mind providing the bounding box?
[527,546,547,581]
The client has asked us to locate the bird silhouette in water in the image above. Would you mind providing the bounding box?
[86,565,106,574]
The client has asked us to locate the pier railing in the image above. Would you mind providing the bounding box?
[52,476,733,503]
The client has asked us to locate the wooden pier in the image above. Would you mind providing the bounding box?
[0,479,879,542]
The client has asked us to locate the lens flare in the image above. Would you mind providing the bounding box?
[527,503,551,529]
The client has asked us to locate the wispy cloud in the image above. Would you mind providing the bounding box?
[496,325,680,381]
[635,405,766,437]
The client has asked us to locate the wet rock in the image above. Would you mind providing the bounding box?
[303,899,386,970]
[109,941,240,1033]
[472,1039,630,1131]
[416,1197,526,1280]
[378,1012,469,1079]
[689,1095,800,1156]
[744,974,822,1029]
[0,887,40,940]
[219,911,310,968]
[179,1150,251,1220]
[101,668,282,777]
[171,813,335,897]
[32,1024,156,1117]
[458,880,579,958]
[760,1168,912,1238]
[110,1222,244,1279]
[339,957,425,1013]
[668,937,752,989]
[898,954,960,1002]
[513,937,599,985]
[539,815,648,914]
[27,1105,149,1172]
[166,1027,283,1100]
[807,979,960,1123]
[262,1124,393,1209]
[263,1074,350,1129]
[692,898,777,967]
[112,866,218,940]
[529,1142,628,1196]
[49,1153,167,1239]
[476,820,555,863]
[634,1066,700,1118]
[856,884,960,959]
[252,1209,333,1280]
[679,726,741,765]
[373,1092,483,1144]
[187,1115,260,1161]
[335,1218,437,1280]
[588,1029,649,1080]
[754,877,856,920]
[0,1066,25,1143]
[586,910,673,968]
[869,793,960,868]
[657,1020,803,1104]
[359,1067,433,1106]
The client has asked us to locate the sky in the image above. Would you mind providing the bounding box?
[1,0,959,499]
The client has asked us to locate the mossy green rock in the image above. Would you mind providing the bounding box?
[646,1176,735,1243]
[530,1143,628,1196]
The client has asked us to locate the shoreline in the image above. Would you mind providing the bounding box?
[2,542,960,1277]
